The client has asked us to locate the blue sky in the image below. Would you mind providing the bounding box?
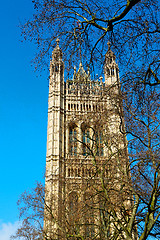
[0,1,48,239]
[0,1,158,240]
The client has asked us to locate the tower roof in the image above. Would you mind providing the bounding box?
[73,62,90,82]
[105,41,116,60]
[77,62,87,77]
[52,38,63,60]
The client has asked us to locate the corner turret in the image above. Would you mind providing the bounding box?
[104,42,119,86]
[50,38,64,76]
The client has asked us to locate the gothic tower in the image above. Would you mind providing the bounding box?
[45,38,65,237]
[44,40,132,239]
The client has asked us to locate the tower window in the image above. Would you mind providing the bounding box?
[95,131,104,156]
[82,125,90,156]
[75,168,78,177]
[69,124,77,156]
[107,68,110,76]
[68,168,70,177]
[55,65,59,72]
[78,168,81,177]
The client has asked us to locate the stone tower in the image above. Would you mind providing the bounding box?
[44,40,132,239]
[45,38,65,237]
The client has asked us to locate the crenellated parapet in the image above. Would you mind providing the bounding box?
[65,63,104,96]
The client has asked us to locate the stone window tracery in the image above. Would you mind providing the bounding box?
[82,124,90,156]
[93,129,104,156]
[69,124,77,156]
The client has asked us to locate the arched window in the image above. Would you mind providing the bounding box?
[81,124,90,156]
[55,64,59,72]
[83,103,85,111]
[69,124,77,156]
[106,68,110,76]
[94,131,104,156]
[68,168,70,177]
[86,104,88,111]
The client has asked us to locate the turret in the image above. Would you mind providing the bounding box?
[50,38,64,78]
[45,38,65,239]
[104,42,119,86]
[47,38,64,163]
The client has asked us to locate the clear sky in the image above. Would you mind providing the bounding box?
[0,1,157,240]
[0,1,48,239]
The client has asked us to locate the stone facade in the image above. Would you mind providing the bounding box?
[44,39,131,239]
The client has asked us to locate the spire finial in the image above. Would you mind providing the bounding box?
[52,38,63,60]
[107,41,111,50]
[56,38,60,47]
